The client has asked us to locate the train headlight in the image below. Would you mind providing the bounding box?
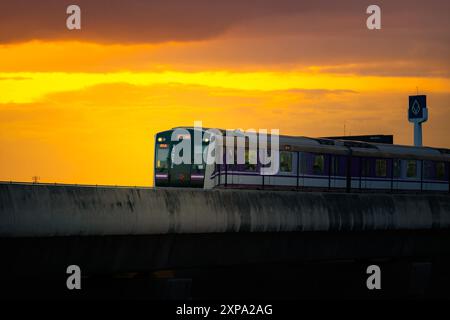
[157,137,165,142]
[203,138,210,143]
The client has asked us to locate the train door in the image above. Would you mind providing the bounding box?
[392,159,401,191]
[329,155,338,189]
[360,158,370,190]
[169,144,191,187]
[297,152,305,189]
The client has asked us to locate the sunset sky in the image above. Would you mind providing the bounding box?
[0,0,449,186]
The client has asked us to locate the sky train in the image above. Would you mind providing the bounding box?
[154,127,450,193]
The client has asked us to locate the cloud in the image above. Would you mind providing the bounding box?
[0,0,448,44]
[0,1,448,77]
[0,0,303,44]
[282,88,358,95]
[0,76,32,81]
[2,70,448,104]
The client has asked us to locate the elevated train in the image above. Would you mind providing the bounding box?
[155,127,450,193]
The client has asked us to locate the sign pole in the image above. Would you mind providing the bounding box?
[414,122,422,147]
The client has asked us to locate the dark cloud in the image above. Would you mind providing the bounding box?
[0,0,448,44]
[0,0,307,43]
[0,0,448,77]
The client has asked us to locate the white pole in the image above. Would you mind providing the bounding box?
[414,122,422,147]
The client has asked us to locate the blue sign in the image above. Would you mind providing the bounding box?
[408,95,426,120]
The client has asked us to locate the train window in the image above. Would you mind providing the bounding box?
[406,160,417,178]
[436,162,445,180]
[156,147,169,170]
[393,159,401,178]
[280,152,293,173]
[375,159,387,177]
[224,146,237,166]
[313,155,324,175]
[245,149,257,171]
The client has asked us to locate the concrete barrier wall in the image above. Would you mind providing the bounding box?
[0,183,449,237]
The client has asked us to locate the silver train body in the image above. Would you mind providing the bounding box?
[155,128,450,193]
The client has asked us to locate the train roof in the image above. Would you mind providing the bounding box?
[278,135,450,161]
[160,127,450,162]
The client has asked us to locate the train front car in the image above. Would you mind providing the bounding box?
[154,128,208,188]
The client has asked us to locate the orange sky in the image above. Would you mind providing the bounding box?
[0,1,449,186]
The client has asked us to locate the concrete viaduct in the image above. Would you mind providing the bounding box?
[1,182,449,298]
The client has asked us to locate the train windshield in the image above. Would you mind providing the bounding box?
[156,144,169,171]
